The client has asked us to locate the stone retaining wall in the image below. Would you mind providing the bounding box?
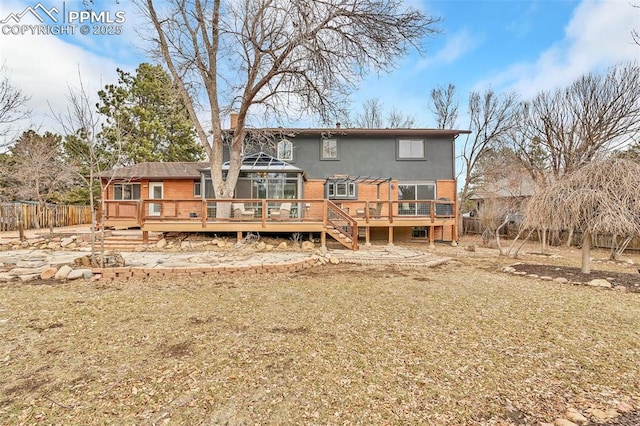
[92,257,323,280]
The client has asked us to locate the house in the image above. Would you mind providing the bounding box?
[100,125,470,249]
[464,175,538,235]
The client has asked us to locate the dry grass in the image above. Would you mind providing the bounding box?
[1,251,639,425]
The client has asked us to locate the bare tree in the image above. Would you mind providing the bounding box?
[0,62,31,141]
[458,89,520,226]
[139,0,439,202]
[633,3,640,46]
[1,130,75,233]
[429,83,458,129]
[356,98,385,128]
[523,156,640,273]
[516,62,640,183]
[51,74,126,266]
[339,98,415,128]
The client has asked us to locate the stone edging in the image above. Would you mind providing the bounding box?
[91,256,326,280]
[502,263,629,292]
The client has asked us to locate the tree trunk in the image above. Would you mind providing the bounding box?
[495,215,509,256]
[565,228,574,248]
[581,231,591,274]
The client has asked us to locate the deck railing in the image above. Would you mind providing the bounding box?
[101,198,456,227]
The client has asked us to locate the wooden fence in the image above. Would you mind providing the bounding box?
[462,218,640,251]
[0,203,93,231]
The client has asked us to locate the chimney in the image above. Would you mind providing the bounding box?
[335,122,341,129]
[230,113,239,130]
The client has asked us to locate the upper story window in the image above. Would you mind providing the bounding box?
[321,138,339,160]
[113,183,141,200]
[277,139,293,161]
[397,139,425,160]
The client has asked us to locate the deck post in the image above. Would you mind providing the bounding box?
[142,230,149,244]
[321,231,326,250]
[429,225,435,249]
[365,226,370,246]
[237,231,242,244]
[388,226,394,245]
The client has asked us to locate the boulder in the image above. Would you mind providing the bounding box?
[301,241,315,251]
[67,269,92,280]
[40,267,58,280]
[588,279,612,288]
[256,242,266,251]
[156,238,168,249]
[277,242,288,250]
[60,237,76,248]
[54,265,73,280]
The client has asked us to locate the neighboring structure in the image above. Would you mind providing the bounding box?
[464,175,538,235]
[100,126,470,250]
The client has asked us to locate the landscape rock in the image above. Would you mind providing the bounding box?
[587,408,608,421]
[277,242,288,250]
[156,238,168,249]
[554,419,578,426]
[616,402,634,413]
[503,266,516,273]
[217,240,226,248]
[301,241,315,251]
[40,267,58,280]
[256,242,266,251]
[9,266,48,276]
[60,237,76,248]
[565,409,588,425]
[54,265,73,280]
[19,274,40,282]
[555,277,569,283]
[588,279,612,288]
[67,269,92,280]
[329,256,340,265]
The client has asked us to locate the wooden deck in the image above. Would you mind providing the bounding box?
[102,199,457,250]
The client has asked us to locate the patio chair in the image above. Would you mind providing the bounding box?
[232,203,255,219]
[368,202,382,217]
[270,202,291,220]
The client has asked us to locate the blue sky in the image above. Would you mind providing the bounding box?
[0,0,639,140]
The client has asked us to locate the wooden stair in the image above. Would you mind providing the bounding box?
[326,225,355,249]
[94,232,162,251]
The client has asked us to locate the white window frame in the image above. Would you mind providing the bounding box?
[321,138,339,160]
[277,139,293,161]
[397,139,426,160]
[327,182,356,199]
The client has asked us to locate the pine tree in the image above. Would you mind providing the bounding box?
[97,63,203,164]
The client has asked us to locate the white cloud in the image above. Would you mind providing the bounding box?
[416,29,481,70]
[482,0,640,98]
[0,0,146,143]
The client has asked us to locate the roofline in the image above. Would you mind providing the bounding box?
[224,128,471,137]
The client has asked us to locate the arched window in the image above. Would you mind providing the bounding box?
[277,139,293,161]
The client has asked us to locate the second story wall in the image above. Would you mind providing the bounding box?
[280,132,456,181]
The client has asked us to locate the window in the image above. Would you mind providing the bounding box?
[397,139,425,160]
[412,226,428,239]
[321,138,338,160]
[398,182,435,215]
[326,181,357,199]
[113,183,141,200]
[277,139,293,161]
[194,181,201,197]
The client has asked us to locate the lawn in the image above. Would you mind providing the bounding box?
[1,256,639,425]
